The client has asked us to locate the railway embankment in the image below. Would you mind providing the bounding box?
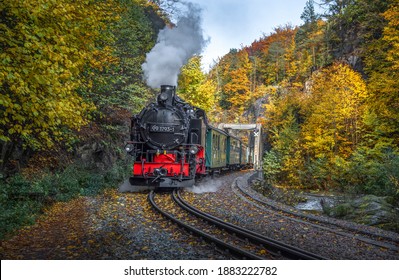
[1,171,398,260]
[248,174,399,234]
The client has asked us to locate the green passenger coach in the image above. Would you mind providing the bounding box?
[227,135,241,169]
[205,126,228,170]
[240,142,249,166]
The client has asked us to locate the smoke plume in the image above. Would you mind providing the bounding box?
[142,2,208,88]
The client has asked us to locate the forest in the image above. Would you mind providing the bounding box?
[204,0,399,200]
[181,0,399,201]
[0,0,398,238]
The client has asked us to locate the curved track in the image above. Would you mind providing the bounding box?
[148,189,325,260]
[234,181,399,251]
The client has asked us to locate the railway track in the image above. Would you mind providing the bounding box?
[148,189,325,260]
[234,179,399,252]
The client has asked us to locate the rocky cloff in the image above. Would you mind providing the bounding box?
[326,195,399,232]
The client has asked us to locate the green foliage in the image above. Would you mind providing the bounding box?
[330,203,352,218]
[348,146,399,197]
[263,88,305,185]
[262,150,282,185]
[81,0,160,115]
[301,0,320,24]
[322,0,391,70]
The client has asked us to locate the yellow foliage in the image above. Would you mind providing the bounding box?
[365,0,399,146]
[0,0,120,149]
[222,51,252,119]
[178,56,217,113]
[302,63,368,158]
[383,1,399,70]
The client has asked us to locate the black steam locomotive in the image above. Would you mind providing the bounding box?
[125,85,251,188]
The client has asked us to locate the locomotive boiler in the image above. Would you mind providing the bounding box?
[125,85,207,188]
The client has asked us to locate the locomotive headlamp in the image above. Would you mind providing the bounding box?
[125,143,134,153]
[189,145,199,155]
[159,92,168,101]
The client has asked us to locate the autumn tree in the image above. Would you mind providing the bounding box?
[0,0,119,170]
[206,0,398,197]
[177,55,217,113]
[263,87,304,184]
[222,50,252,120]
[264,63,369,188]
[301,63,368,159]
[364,0,399,147]
[85,0,154,104]
[350,0,399,199]
[296,0,329,70]
[257,25,297,85]
[81,0,163,136]
[0,0,170,239]
[207,49,252,121]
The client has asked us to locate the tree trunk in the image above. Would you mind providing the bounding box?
[0,141,15,175]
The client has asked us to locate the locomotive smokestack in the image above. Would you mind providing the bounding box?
[158,85,176,106]
[161,85,175,94]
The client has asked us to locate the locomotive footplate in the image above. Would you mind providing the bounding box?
[129,177,195,188]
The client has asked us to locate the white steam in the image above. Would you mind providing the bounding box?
[142,2,208,88]
[186,177,223,194]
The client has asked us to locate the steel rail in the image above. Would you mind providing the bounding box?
[174,190,325,260]
[235,183,399,250]
[148,190,264,260]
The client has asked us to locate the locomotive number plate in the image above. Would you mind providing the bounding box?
[150,125,175,133]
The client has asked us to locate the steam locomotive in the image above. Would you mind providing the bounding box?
[125,85,251,188]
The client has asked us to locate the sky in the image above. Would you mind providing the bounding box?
[184,0,318,70]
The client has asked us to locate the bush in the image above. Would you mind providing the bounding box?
[348,147,399,200]
[262,150,282,185]
[264,141,399,205]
